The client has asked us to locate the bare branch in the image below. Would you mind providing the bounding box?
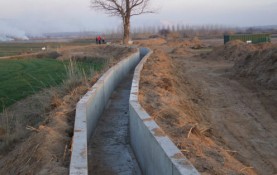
[130,0,144,9]
[130,0,154,16]
[90,0,125,17]
[91,0,154,17]
[90,0,156,44]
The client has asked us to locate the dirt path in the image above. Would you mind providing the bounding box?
[88,72,141,175]
[175,55,277,174]
[139,42,277,174]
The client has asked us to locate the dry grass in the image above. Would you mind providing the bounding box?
[0,45,136,174]
[0,60,90,153]
[139,46,257,174]
[0,45,136,153]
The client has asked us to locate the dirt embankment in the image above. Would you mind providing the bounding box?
[204,40,277,89]
[0,45,136,174]
[139,48,257,174]
[58,45,136,62]
[133,38,167,46]
[0,79,93,175]
[139,39,277,174]
[232,45,277,89]
[203,40,257,61]
[168,37,206,49]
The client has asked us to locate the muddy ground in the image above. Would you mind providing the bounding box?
[139,38,277,174]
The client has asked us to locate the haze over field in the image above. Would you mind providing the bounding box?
[0,0,276,40]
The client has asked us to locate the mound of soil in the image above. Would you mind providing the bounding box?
[168,37,205,49]
[171,47,192,55]
[204,40,255,61]
[168,37,206,56]
[133,38,167,46]
[233,45,277,89]
[202,40,277,90]
[204,40,277,89]
[187,37,205,49]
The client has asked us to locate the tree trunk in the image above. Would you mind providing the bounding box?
[123,16,130,44]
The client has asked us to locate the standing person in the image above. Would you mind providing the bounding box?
[102,36,105,44]
[97,36,101,44]
[95,37,98,44]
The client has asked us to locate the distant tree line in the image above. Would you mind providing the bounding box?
[102,24,277,40]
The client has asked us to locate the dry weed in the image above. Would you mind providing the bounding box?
[139,44,258,174]
[0,45,135,174]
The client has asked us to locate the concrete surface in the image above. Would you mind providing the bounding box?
[88,72,141,175]
[129,48,200,175]
[70,50,140,175]
[70,47,199,175]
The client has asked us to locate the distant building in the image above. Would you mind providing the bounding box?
[224,33,271,44]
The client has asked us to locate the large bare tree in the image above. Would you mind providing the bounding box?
[91,0,154,44]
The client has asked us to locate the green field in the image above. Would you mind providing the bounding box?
[0,58,105,110]
[0,42,90,57]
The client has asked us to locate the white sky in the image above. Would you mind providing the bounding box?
[0,0,277,35]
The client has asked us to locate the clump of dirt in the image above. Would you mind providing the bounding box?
[232,44,277,89]
[139,48,257,174]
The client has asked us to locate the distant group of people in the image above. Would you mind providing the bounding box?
[96,36,105,44]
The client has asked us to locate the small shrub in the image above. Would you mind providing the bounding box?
[159,29,170,37]
[36,51,61,59]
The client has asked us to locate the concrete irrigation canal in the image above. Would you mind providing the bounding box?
[88,72,141,174]
[69,48,199,175]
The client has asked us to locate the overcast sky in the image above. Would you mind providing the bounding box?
[0,0,277,36]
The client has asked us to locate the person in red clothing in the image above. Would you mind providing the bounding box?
[97,36,101,44]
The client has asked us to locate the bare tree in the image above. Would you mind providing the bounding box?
[91,0,154,44]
